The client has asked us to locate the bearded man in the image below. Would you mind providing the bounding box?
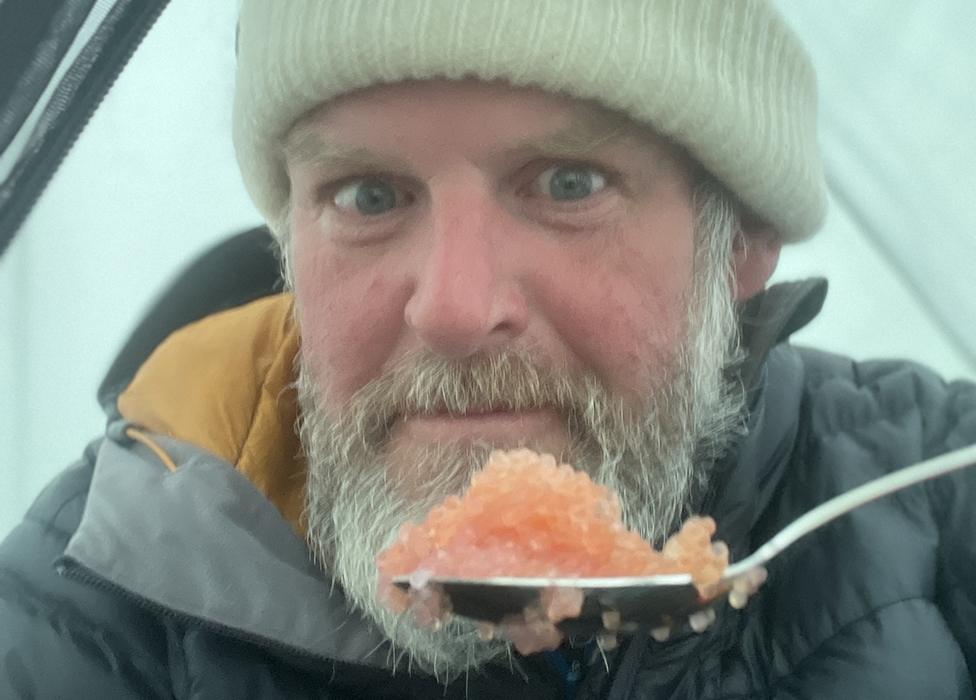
[2,1,975,698]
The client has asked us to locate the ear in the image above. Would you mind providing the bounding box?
[732,221,782,301]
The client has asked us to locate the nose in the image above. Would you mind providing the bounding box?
[404,190,528,358]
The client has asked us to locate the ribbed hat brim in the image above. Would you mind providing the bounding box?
[234,0,827,242]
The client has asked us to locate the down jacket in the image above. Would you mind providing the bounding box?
[1,279,975,699]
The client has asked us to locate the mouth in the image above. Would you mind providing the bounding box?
[393,407,567,446]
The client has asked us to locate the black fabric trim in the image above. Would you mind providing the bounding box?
[605,627,650,700]
[0,0,170,257]
[0,0,96,151]
[738,278,828,391]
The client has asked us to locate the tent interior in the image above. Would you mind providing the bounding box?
[2,0,974,537]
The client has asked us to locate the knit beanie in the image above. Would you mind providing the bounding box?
[233,0,827,242]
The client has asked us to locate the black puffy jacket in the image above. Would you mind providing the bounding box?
[2,274,975,699]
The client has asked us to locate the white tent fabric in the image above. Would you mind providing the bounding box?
[1,0,974,538]
[772,0,976,376]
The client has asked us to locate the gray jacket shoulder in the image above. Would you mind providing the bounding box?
[0,444,174,699]
[794,345,976,455]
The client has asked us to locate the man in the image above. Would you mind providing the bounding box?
[2,1,974,698]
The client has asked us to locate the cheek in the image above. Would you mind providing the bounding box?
[536,227,695,396]
[292,229,406,405]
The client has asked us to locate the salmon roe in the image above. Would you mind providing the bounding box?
[377,448,728,613]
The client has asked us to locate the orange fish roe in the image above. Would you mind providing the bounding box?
[377,448,729,616]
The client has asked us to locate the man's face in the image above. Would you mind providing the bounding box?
[283,79,749,677]
[287,79,699,464]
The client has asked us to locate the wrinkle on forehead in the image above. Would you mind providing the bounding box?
[280,80,687,176]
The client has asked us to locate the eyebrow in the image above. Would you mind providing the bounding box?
[514,110,633,160]
[282,127,409,174]
[281,108,638,174]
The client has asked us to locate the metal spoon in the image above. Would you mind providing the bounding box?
[394,443,976,636]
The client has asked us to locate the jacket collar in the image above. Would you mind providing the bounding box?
[62,431,395,668]
[707,278,827,560]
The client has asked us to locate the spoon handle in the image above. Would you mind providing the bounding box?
[725,443,976,579]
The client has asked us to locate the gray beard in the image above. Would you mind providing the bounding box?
[296,182,746,681]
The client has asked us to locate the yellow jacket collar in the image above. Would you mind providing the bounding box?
[117,293,306,533]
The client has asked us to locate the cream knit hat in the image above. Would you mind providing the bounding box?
[233,0,827,242]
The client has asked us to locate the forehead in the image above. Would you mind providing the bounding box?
[283,79,683,167]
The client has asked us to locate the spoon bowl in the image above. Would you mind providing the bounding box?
[393,444,976,636]
[401,573,702,635]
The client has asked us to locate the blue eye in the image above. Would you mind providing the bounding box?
[334,178,401,215]
[537,165,607,202]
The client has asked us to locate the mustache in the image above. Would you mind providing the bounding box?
[328,350,624,448]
